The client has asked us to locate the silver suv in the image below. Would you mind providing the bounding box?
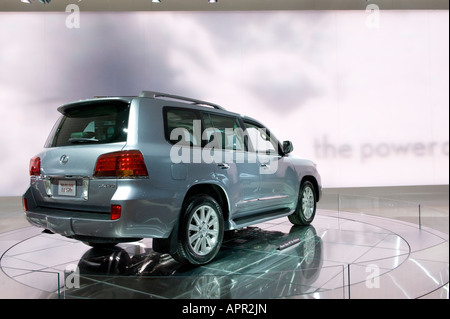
[23,91,322,265]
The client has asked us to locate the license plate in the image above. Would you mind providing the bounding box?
[58,180,76,196]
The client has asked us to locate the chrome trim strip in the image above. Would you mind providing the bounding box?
[235,195,289,207]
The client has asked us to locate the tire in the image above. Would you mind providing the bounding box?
[288,181,317,226]
[172,195,224,265]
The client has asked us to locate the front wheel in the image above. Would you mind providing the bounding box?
[288,181,317,226]
[172,195,224,265]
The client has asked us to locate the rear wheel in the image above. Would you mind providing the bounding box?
[288,181,317,226]
[172,195,224,265]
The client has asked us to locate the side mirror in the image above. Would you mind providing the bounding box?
[283,140,294,154]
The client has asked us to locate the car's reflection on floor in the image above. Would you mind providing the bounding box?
[69,225,323,299]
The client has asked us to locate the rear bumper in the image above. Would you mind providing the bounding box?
[22,185,179,241]
[25,208,123,239]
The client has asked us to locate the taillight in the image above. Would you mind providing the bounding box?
[93,150,148,178]
[29,156,41,176]
[111,205,121,220]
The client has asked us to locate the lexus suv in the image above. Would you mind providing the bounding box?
[23,91,322,265]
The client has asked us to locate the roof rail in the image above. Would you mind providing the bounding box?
[139,90,225,110]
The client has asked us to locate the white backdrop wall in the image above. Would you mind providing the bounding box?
[0,10,448,196]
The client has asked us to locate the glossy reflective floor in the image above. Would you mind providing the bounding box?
[1,202,448,299]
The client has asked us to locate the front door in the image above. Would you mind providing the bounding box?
[243,120,298,212]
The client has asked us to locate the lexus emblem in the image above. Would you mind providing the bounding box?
[60,155,69,165]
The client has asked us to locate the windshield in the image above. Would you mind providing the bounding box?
[46,101,129,147]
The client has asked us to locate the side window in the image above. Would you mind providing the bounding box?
[244,121,279,154]
[202,113,245,151]
[164,108,201,147]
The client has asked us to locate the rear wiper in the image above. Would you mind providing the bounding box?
[68,138,99,144]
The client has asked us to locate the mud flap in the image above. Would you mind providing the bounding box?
[152,221,179,254]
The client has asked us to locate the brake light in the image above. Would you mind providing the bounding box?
[29,156,41,176]
[111,205,121,220]
[93,150,148,178]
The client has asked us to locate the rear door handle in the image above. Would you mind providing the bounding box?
[217,163,230,169]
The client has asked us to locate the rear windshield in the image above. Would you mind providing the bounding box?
[45,101,129,147]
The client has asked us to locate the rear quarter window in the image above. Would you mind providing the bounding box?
[46,101,129,147]
[164,108,201,147]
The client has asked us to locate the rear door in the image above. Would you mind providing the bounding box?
[33,99,130,212]
[201,112,262,217]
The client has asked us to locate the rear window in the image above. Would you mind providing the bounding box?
[45,101,129,147]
